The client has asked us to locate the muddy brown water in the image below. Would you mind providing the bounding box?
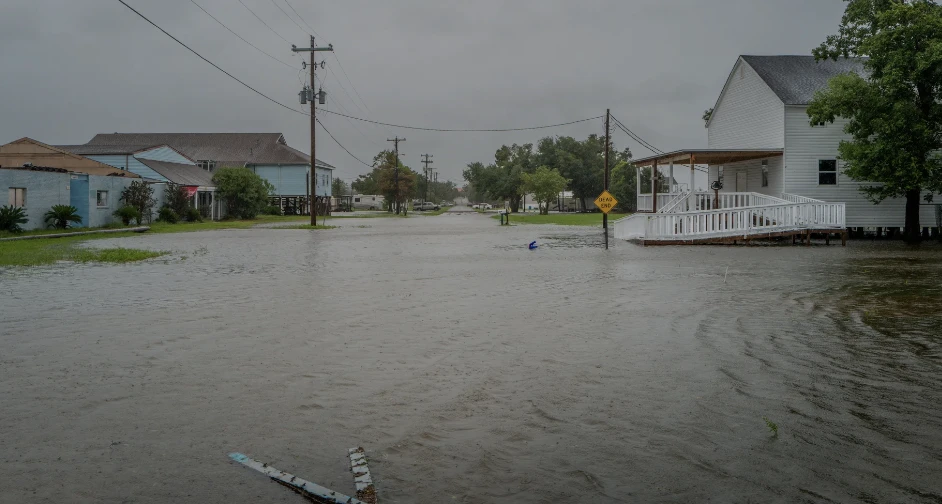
[2,214,941,503]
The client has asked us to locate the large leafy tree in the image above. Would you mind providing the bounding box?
[521,166,570,215]
[808,0,942,242]
[332,178,350,197]
[372,150,417,214]
[462,144,535,212]
[212,167,275,219]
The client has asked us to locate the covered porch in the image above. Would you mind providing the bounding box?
[632,149,783,212]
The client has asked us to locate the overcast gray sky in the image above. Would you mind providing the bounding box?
[0,0,847,183]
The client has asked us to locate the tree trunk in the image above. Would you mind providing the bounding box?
[904,189,922,243]
[579,197,587,213]
[510,196,521,213]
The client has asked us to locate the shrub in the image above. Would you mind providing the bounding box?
[113,205,142,226]
[120,181,156,223]
[184,206,202,223]
[0,205,28,234]
[44,205,82,229]
[165,183,192,217]
[158,206,179,224]
[212,167,275,219]
[264,205,283,216]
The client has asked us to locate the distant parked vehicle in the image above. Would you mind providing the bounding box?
[353,195,383,210]
[415,202,440,211]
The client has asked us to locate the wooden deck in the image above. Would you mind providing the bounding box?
[639,228,848,246]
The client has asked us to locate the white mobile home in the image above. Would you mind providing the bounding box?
[616,55,941,244]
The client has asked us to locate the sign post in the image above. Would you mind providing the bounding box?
[594,190,618,249]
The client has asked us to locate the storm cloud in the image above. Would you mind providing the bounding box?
[0,0,846,183]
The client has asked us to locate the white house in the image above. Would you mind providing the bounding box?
[617,55,941,244]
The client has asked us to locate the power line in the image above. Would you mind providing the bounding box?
[325,62,369,119]
[282,0,322,38]
[118,0,307,118]
[611,115,664,154]
[269,0,308,36]
[189,0,299,71]
[237,0,290,44]
[118,1,604,135]
[320,109,604,132]
[332,52,372,115]
[317,118,372,168]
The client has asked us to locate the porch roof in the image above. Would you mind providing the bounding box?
[632,149,783,167]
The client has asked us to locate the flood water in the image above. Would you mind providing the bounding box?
[2,213,941,503]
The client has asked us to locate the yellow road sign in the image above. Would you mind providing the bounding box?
[594,190,618,214]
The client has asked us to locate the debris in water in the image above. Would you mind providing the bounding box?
[228,452,365,504]
[529,241,538,250]
[349,447,377,504]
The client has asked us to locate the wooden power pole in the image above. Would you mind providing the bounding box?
[387,137,405,214]
[421,153,433,203]
[604,109,610,250]
[292,36,333,226]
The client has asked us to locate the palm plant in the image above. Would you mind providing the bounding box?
[0,205,28,233]
[44,205,82,229]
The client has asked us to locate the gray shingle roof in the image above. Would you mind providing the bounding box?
[137,158,215,187]
[57,144,171,156]
[741,55,868,105]
[84,133,334,169]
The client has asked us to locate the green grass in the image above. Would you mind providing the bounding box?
[0,235,167,267]
[763,417,779,436]
[0,223,130,239]
[490,212,631,226]
[273,225,338,230]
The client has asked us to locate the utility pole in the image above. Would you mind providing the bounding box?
[421,154,433,203]
[387,137,405,214]
[293,36,333,226]
[604,109,610,250]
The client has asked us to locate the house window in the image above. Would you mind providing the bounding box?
[354,197,361,203]
[197,160,216,172]
[97,190,109,208]
[8,188,26,207]
[819,160,838,185]
[761,161,769,187]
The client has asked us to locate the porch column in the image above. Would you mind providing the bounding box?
[194,191,200,212]
[669,161,674,194]
[652,159,659,213]
[688,155,696,210]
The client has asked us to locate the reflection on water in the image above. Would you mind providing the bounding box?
[1,216,940,503]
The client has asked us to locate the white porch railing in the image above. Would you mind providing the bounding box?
[657,190,692,213]
[781,193,824,204]
[615,200,846,242]
[637,193,682,212]
[690,192,789,211]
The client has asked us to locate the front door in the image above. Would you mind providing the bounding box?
[736,171,747,192]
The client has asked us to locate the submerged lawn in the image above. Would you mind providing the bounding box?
[0,234,167,267]
[490,212,631,226]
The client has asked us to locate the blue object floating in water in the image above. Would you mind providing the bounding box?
[528,241,538,250]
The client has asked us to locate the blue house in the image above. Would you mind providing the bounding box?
[58,143,221,220]
[70,133,334,214]
[1,138,140,230]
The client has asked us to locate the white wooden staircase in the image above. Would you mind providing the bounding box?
[614,193,846,245]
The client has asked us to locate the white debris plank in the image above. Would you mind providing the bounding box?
[348,447,377,504]
[229,452,365,504]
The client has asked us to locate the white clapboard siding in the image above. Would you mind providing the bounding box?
[783,106,939,228]
[709,157,784,198]
[708,58,785,150]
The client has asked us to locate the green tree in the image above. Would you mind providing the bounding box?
[352,170,380,195]
[120,180,156,223]
[212,167,275,219]
[702,108,714,126]
[372,150,417,214]
[521,166,570,215]
[808,0,942,242]
[163,183,192,217]
[332,177,350,197]
[44,205,82,229]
